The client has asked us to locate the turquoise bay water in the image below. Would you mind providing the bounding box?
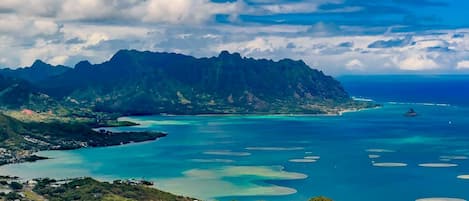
[2,76,469,201]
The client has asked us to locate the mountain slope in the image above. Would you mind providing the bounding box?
[39,50,359,114]
[0,60,70,83]
[0,113,25,144]
[0,74,61,111]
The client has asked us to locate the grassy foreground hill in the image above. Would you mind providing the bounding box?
[0,176,332,201]
[33,178,196,201]
[0,177,197,201]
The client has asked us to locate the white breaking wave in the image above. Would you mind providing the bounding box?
[366,149,395,153]
[457,175,469,179]
[203,150,251,156]
[289,159,317,163]
[372,162,408,167]
[245,147,304,151]
[387,101,451,107]
[352,96,374,102]
[418,163,458,168]
[416,198,466,201]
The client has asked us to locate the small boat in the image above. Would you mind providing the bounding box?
[404,108,417,117]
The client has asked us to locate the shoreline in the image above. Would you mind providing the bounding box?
[122,109,382,119]
[0,101,382,166]
[0,102,380,196]
[0,129,167,167]
[338,105,383,115]
[117,105,382,119]
[0,103,378,169]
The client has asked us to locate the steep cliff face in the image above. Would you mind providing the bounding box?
[35,50,351,114]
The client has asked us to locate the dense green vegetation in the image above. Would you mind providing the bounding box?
[0,50,353,200]
[0,176,334,201]
[34,49,368,115]
[1,49,374,116]
[9,181,23,190]
[33,178,195,201]
[0,113,165,150]
[0,112,165,165]
[0,74,70,116]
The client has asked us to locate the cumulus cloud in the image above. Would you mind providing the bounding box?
[49,55,69,65]
[138,0,243,24]
[33,20,61,36]
[345,59,365,70]
[0,0,467,75]
[456,60,469,69]
[398,54,439,71]
[0,0,242,24]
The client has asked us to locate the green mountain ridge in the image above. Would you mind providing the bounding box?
[0,50,357,200]
[0,60,70,83]
[35,49,360,115]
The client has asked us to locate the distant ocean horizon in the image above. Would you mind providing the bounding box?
[339,74,469,107]
[1,75,469,201]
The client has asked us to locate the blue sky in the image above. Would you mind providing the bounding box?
[0,0,468,74]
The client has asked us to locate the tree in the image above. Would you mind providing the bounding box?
[9,181,23,190]
[5,192,21,200]
[309,196,333,201]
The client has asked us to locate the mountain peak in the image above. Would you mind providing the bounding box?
[75,60,92,69]
[218,50,242,60]
[0,59,71,83]
[109,49,142,65]
[31,59,51,69]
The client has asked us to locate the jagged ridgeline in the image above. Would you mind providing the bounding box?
[0,60,70,83]
[2,50,361,115]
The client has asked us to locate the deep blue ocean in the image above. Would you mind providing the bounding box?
[339,75,469,106]
[1,75,469,201]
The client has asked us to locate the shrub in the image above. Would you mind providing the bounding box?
[309,196,333,201]
[9,181,23,190]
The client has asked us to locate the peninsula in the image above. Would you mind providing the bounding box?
[0,50,375,165]
[0,50,367,200]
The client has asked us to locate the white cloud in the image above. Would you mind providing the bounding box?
[138,0,242,24]
[0,15,30,34]
[398,54,439,71]
[59,0,116,21]
[49,55,69,65]
[0,0,467,74]
[33,20,60,36]
[456,60,469,69]
[260,3,319,14]
[247,0,348,14]
[413,39,449,49]
[345,59,365,70]
[0,0,242,24]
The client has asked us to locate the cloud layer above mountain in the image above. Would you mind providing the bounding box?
[0,0,468,74]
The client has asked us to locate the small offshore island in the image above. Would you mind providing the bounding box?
[0,49,374,200]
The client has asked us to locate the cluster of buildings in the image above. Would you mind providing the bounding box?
[113,179,154,186]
